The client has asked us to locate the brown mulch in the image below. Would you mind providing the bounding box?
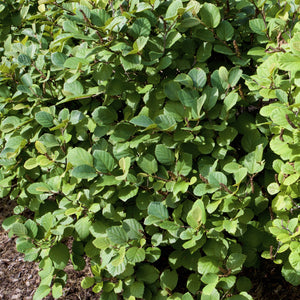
[247,259,300,300]
[1,196,300,299]
[0,196,98,300]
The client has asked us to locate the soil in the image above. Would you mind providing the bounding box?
[247,259,300,300]
[1,196,300,299]
[0,196,98,300]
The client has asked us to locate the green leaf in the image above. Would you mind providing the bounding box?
[63,80,84,96]
[224,92,238,112]
[166,31,182,49]
[197,42,213,62]
[130,115,155,128]
[2,216,20,231]
[283,174,299,186]
[236,276,252,292]
[159,220,180,231]
[126,247,146,263]
[51,52,67,67]
[18,54,31,66]
[27,182,52,194]
[24,158,38,170]
[52,282,63,299]
[208,172,227,188]
[174,73,194,88]
[130,281,144,298]
[282,262,300,286]
[197,256,220,274]
[106,226,128,244]
[110,123,136,142]
[226,253,246,274]
[214,44,234,55]
[279,53,300,73]
[81,277,95,289]
[136,264,159,283]
[164,81,181,100]
[242,145,264,174]
[148,202,169,220]
[21,73,33,87]
[182,293,194,300]
[123,218,143,240]
[49,243,70,270]
[129,18,151,39]
[11,223,28,237]
[75,217,92,240]
[120,54,143,71]
[71,165,97,179]
[233,168,248,184]
[35,111,54,128]
[229,67,243,87]
[203,86,219,111]
[188,68,207,88]
[137,154,158,174]
[25,219,38,238]
[165,0,183,20]
[93,150,115,173]
[186,199,206,228]
[289,251,300,272]
[216,21,234,41]
[249,18,266,35]
[187,273,201,294]
[33,285,51,300]
[155,144,175,165]
[92,106,117,125]
[200,3,220,28]
[160,269,178,291]
[178,88,197,108]
[118,185,139,202]
[173,181,189,196]
[67,147,93,167]
[40,213,54,232]
[91,9,110,27]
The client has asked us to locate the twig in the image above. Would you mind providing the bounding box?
[53,2,75,15]
[79,9,104,43]
[285,114,298,129]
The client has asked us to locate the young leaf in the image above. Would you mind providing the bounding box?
[33,285,51,300]
[186,199,206,228]
[81,277,95,289]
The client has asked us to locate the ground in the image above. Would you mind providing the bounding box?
[1,196,300,299]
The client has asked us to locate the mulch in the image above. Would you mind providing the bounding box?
[1,195,300,299]
[0,196,98,300]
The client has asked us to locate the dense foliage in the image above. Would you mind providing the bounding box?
[1,0,300,299]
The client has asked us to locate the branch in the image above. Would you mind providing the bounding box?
[79,9,104,43]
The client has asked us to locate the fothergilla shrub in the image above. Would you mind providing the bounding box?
[1,0,300,299]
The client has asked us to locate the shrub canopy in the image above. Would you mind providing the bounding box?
[1,0,300,299]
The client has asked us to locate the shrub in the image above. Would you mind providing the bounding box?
[1,0,300,299]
